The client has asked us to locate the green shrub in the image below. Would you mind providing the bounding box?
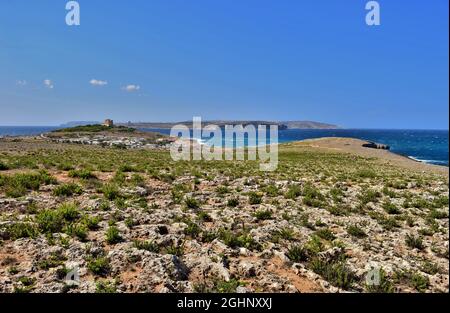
[254,209,272,221]
[68,169,96,179]
[197,211,212,222]
[53,183,83,197]
[358,189,380,205]
[96,280,117,293]
[248,192,262,205]
[1,171,56,197]
[405,234,424,250]
[227,198,239,207]
[184,197,200,210]
[309,257,356,290]
[263,184,279,197]
[285,185,301,199]
[58,203,80,221]
[133,240,160,253]
[64,223,88,241]
[216,186,230,195]
[184,221,201,238]
[314,228,336,241]
[87,257,110,277]
[164,243,185,256]
[82,215,101,230]
[36,210,64,233]
[105,226,122,244]
[101,184,120,200]
[347,225,367,238]
[383,201,401,214]
[286,245,309,262]
[356,169,376,179]
[4,222,38,239]
[0,162,9,170]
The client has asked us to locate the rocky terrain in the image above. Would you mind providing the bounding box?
[0,135,448,293]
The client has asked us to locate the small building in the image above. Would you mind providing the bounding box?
[103,119,114,127]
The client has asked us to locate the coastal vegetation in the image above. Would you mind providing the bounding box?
[0,136,448,293]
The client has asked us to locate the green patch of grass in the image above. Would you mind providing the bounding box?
[184,197,200,210]
[64,223,88,241]
[263,184,279,197]
[347,225,367,238]
[428,209,448,220]
[314,228,336,241]
[105,226,122,244]
[254,209,272,221]
[0,171,56,198]
[38,253,66,270]
[194,279,243,293]
[0,162,9,170]
[216,186,230,195]
[101,184,121,200]
[405,234,424,250]
[382,201,401,214]
[286,245,309,262]
[2,222,38,240]
[219,229,261,251]
[248,192,263,205]
[164,242,185,256]
[285,184,302,199]
[14,276,36,293]
[82,215,101,230]
[227,198,239,207]
[420,260,440,275]
[87,257,110,277]
[53,183,83,197]
[68,169,96,179]
[394,270,429,292]
[356,168,376,179]
[184,221,201,238]
[96,280,117,293]
[36,210,64,233]
[272,227,295,242]
[197,211,212,222]
[133,240,160,253]
[58,203,80,221]
[308,256,356,290]
[358,189,380,205]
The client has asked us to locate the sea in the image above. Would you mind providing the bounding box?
[0,126,448,167]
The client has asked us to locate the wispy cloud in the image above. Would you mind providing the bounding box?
[122,84,140,92]
[90,79,108,86]
[44,79,54,89]
[16,80,27,86]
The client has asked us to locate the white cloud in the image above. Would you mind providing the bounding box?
[44,79,54,89]
[16,80,27,86]
[90,79,108,86]
[122,84,141,92]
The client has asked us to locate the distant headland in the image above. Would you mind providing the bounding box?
[116,120,340,130]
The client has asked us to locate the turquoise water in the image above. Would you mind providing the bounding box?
[0,127,448,166]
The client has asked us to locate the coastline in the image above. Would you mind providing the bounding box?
[287,137,449,176]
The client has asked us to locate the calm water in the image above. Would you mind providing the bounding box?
[1,126,448,166]
[141,128,449,166]
[0,126,60,136]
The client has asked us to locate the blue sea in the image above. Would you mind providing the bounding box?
[141,128,449,167]
[0,126,448,166]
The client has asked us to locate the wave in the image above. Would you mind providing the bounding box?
[408,156,448,165]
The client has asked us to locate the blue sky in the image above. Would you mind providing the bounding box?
[0,0,448,128]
